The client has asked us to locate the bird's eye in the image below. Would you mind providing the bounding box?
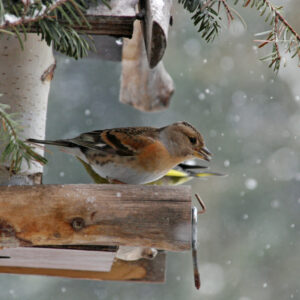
[189,137,197,144]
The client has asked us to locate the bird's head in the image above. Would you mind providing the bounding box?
[160,122,211,161]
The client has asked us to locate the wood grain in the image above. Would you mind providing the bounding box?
[0,184,191,251]
[68,0,137,37]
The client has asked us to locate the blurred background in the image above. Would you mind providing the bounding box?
[1,1,300,299]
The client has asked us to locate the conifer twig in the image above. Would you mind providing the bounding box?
[0,103,47,174]
[0,0,70,29]
[0,0,102,59]
[179,0,300,71]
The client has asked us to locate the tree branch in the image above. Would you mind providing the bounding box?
[255,0,300,43]
[0,0,70,29]
[0,103,47,173]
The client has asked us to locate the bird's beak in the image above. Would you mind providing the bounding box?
[194,146,212,161]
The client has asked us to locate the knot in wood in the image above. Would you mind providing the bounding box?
[71,217,85,232]
[0,220,16,237]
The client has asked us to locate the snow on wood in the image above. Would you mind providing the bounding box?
[74,0,138,37]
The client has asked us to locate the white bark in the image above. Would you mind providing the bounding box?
[0,34,54,183]
[120,21,174,111]
[140,0,173,68]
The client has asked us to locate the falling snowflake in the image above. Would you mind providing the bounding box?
[245,178,257,190]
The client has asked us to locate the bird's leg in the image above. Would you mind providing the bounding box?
[107,178,126,184]
[59,147,75,156]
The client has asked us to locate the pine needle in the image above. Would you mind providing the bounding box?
[0,103,47,174]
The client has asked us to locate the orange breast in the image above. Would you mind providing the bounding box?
[137,141,184,172]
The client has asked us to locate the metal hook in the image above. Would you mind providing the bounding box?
[191,194,206,289]
[192,206,200,289]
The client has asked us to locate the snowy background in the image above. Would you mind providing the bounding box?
[1,1,300,299]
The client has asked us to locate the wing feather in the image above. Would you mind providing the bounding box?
[69,127,158,156]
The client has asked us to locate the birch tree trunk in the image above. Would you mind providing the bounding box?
[0,34,55,185]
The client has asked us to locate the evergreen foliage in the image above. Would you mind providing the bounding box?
[0,103,47,173]
[0,0,97,59]
[178,0,300,72]
[0,0,299,174]
[0,0,299,69]
[0,0,101,172]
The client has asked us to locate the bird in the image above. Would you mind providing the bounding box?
[78,158,224,186]
[27,121,212,184]
[150,163,224,185]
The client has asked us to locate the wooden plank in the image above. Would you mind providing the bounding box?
[73,0,138,37]
[24,0,137,37]
[0,252,166,282]
[0,184,191,251]
[0,247,115,272]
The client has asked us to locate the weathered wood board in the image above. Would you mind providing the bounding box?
[0,251,166,282]
[0,247,115,271]
[0,184,192,251]
[73,0,138,37]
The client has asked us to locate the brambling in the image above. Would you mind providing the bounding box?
[27,122,211,184]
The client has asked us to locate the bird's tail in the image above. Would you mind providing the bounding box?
[26,138,75,148]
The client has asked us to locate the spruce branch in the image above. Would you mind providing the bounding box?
[0,0,73,29]
[244,0,300,72]
[244,0,300,42]
[219,0,234,24]
[179,0,234,42]
[0,0,103,59]
[232,0,300,71]
[179,0,300,71]
[0,102,47,174]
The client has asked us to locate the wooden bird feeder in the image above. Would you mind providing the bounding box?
[70,0,175,111]
[0,0,191,284]
[0,185,193,282]
[78,0,138,37]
